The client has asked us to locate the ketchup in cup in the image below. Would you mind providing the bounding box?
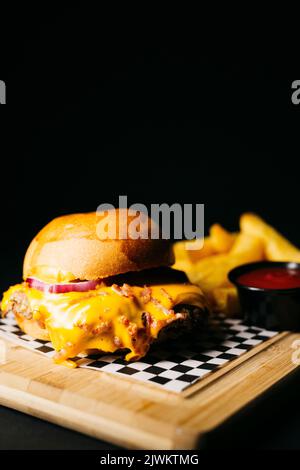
[228,262,300,331]
[237,266,300,290]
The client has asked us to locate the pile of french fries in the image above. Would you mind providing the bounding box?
[173,213,300,315]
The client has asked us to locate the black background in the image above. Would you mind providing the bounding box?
[1,7,300,450]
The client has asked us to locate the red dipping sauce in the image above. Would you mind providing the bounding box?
[237,267,300,290]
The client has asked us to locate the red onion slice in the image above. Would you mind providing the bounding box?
[27,277,100,293]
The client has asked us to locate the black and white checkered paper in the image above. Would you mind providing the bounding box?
[0,313,278,392]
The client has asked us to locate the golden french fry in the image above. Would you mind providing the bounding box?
[209,224,237,253]
[187,233,264,292]
[173,237,216,266]
[173,224,236,269]
[240,213,300,262]
[172,259,193,274]
[172,241,192,272]
[173,240,192,262]
[187,238,216,262]
[230,232,263,256]
[210,287,240,316]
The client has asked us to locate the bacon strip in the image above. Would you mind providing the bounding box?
[160,287,173,303]
[140,286,152,304]
[150,297,173,315]
[111,283,135,298]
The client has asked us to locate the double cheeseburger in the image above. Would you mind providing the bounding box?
[1,210,209,367]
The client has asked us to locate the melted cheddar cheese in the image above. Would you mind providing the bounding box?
[1,282,207,365]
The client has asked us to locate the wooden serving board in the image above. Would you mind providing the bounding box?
[0,331,299,449]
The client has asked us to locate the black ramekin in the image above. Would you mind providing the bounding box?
[228,261,300,331]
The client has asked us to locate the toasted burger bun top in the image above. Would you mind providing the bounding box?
[23,210,174,283]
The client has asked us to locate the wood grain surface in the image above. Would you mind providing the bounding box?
[0,332,299,449]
